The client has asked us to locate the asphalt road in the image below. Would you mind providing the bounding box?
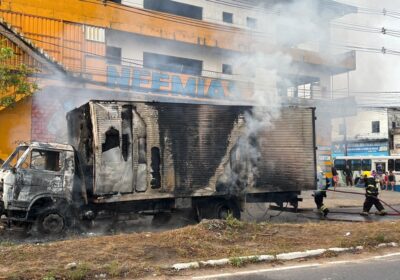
[193,252,400,280]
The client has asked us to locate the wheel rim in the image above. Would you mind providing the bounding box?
[42,213,64,234]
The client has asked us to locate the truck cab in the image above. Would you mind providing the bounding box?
[0,142,84,234]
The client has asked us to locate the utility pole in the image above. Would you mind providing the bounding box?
[344,72,350,156]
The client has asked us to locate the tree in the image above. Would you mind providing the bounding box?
[0,41,38,108]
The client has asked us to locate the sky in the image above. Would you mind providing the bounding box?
[333,0,400,106]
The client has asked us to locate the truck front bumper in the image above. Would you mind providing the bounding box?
[6,201,30,221]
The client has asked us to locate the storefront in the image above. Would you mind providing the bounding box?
[332,140,389,158]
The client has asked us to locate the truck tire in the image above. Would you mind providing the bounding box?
[0,201,4,217]
[36,208,66,235]
[151,212,172,226]
[213,200,241,220]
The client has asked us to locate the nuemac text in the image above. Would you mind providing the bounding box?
[107,65,250,100]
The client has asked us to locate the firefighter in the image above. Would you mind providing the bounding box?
[313,170,330,217]
[360,177,387,216]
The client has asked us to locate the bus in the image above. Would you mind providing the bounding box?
[333,156,400,191]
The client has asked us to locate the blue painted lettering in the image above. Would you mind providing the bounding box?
[228,80,239,98]
[207,80,224,99]
[152,72,170,92]
[107,66,131,89]
[197,78,205,97]
[132,69,151,90]
[171,76,196,96]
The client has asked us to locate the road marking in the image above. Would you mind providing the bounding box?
[373,252,400,259]
[192,263,321,279]
[192,251,400,279]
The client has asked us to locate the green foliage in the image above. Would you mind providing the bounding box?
[0,240,15,247]
[375,234,386,244]
[106,260,120,277]
[229,256,259,268]
[229,257,244,267]
[42,272,56,280]
[0,40,38,108]
[225,212,244,229]
[67,264,89,280]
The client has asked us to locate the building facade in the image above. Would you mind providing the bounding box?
[0,0,357,160]
[331,108,400,157]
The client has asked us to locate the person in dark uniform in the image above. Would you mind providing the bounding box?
[344,165,353,186]
[314,171,330,217]
[360,177,387,216]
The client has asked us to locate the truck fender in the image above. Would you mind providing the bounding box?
[27,194,69,220]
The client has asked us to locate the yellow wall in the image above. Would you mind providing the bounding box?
[0,98,32,161]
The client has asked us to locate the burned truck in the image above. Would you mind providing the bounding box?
[0,100,317,234]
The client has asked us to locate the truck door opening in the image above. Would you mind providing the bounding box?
[102,127,120,152]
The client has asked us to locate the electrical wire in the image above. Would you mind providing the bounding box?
[9,29,400,103]
[6,4,400,104]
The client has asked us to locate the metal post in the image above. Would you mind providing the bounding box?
[344,72,350,156]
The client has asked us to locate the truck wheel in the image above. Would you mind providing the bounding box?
[37,209,66,235]
[214,200,241,220]
[151,212,172,226]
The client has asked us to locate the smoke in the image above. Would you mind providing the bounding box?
[215,0,352,190]
[5,0,371,235]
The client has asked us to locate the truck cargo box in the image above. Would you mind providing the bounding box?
[67,101,316,202]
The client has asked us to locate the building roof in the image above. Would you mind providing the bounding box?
[0,20,67,76]
[0,20,70,111]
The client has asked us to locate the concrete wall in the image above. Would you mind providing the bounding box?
[331,108,389,156]
[388,109,400,155]
[332,108,389,143]
[106,31,250,80]
[121,0,273,31]
[106,30,332,94]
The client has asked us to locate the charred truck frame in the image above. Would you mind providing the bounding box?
[0,101,317,234]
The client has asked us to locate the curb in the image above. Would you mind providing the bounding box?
[171,242,399,271]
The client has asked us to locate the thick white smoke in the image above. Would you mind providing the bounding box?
[217,0,351,189]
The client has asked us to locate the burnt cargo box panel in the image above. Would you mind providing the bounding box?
[255,109,316,192]
[67,101,316,198]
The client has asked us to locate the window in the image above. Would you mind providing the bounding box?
[334,159,346,170]
[144,0,202,20]
[3,146,28,169]
[393,121,396,129]
[106,46,122,65]
[375,162,386,173]
[395,159,400,171]
[390,135,394,150]
[109,0,121,3]
[351,159,362,171]
[222,64,233,75]
[362,159,371,171]
[246,17,257,29]
[21,149,61,172]
[223,12,233,23]
[372,121,380,133]
[389,159,394,171]
[85,26,105,43]
[143,52,203,75]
